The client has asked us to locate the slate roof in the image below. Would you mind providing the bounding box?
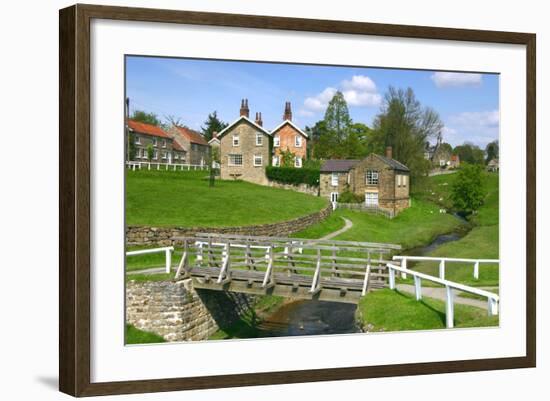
[374,154,410,172]
[320,159,360,172]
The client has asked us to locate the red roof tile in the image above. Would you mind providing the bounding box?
[174,126,209,146]
[127,120,170,139]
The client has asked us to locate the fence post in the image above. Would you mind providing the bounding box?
[414,275,422,300]
[439,259,446,280]
[474,261,480,280]
[401,258,407,279]
[488,297,499,316]
[445,285,454,328]
[389,267,396,290]
[165,248,172,273]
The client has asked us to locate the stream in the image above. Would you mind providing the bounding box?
[258,213,472,337]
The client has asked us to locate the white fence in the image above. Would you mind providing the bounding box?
[392,256,500,280]
[126,246,174,273]
[386,262,499,328]
[126,161,208,171]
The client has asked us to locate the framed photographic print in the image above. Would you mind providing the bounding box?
[59,4,536,397]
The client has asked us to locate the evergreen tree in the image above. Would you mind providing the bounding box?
[485,140,499,164]
[323,91,353,142]
[201,111,228,141]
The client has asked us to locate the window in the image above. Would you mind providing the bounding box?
[232,135,240,146]
[402,175,408,187]
[256,133,263,146]
[135,136,141,145]
[153,150,158,160]
[228,154,243,166]
[161,139,166,148]
[174,153,178,160]
[365,192,379,207]
[152,138,157,147]
[331,173,339,186]
[162,151,167,159]
[141,148,147,159]
[272,156,280,167]
[253,155,263,166]
[397,174,402,187]
[366,170,379,185]
[295,135,302,147]
[294,156,302,168]
[439,159,445,166]
[330,192,339,202]
[274,136,280,147]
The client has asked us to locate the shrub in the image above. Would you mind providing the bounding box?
[451,163,486,214]
[338,190,364,203]
[266,166,320,187]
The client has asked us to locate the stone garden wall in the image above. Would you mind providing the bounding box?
[266,180,319,196]
[126,280,255,342]
[126,204,332,246]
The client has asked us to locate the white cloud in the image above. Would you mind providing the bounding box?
[431,72,483,88]
[297,108,315,117]
[303,87,337,111]
[302,75,381,113]
[443,110,499,147]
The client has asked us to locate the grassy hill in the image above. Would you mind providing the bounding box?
[126,170,327,227]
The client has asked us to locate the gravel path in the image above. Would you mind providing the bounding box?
[319,217,353,240]
[396,284,492,309]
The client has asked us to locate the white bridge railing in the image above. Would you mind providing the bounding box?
[392,256,500,280]
[126,161,208,171]
[126,246,174,273]
[386,262,499,328]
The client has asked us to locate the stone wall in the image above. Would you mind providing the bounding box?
[126,204,332,246]
[126,280,255,342]
[266,179,319,196]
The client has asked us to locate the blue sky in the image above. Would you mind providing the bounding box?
[126,56,499,148]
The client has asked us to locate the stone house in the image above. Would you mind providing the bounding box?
[487,158,499,172]
[218,99,272,185]
[127,119,186,163]
[169,125,210,166]
[450,154,460,168]
[320,147,410,213]
[271,102,308,168]
[425,141,453,168]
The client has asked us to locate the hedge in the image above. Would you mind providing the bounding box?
[266,166,320,187]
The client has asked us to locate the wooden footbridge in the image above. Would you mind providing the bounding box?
[173,233,402,304]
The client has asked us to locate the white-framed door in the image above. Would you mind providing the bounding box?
[365,192,378,207]
[330,192,339,202]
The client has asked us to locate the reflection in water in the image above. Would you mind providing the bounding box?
[258,300,360,337]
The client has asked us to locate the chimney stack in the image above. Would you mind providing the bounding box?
[283,101,292,121]
[255,112,263,127]
[386,146,393,159]
[239,98,249,118]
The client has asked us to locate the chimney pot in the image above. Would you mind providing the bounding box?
[386,146,393,159]
[239,98,249,118]
[283,101,292,121]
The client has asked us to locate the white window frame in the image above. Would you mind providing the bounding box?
[294,156,302,168]
[403,175,408,187]
[272,155,280,167]
[331,173,339,187]
[162,139,166,148]
[162,151,167,159]
[365,192,379,207]
[256,133,263,146]
[397,174,402,187]
[366,170,379,185]
[228,154,243,166]
[295,135,302,147]
[439,159,446,166]
[135,136,141,145]
[274,136,280,147]
[152,138,157,147]
[253,155,263,167]
[232,135,240,147]
[330,192,339,203]
[153,150,158,160]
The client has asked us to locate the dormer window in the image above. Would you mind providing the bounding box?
[232,135,240,147]
[295,135,302,147]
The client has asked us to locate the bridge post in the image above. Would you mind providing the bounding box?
[414,276,422,300]
[165,248,172,273]
[401,258,408,279]
[488,297,499,316]
[389,266,396,290]
[445,285,454,328]
[474,261,480,280]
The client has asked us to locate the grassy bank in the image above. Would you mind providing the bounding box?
[356,289,498,331]
[126,169,327,227]
[125,324,166,344]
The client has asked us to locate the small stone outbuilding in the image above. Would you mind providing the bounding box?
[320,147,411,213]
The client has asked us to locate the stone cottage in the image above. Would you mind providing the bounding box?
[168,125,210,166]
[320,147,411,213]
[127,119,186,163]
[271,102,308,168]
[218,99,272,185]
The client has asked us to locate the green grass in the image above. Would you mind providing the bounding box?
[291,213,346,239]
[126,273,173,282]
[356,289,498,331]
[294,199,463,250]
[125,324,166,344]
[126,169,327,227]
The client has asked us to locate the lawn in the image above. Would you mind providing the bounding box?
[293,198,464,250]
[126,169,327,227]
[125,324,166,344]
[356,289,498,332]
